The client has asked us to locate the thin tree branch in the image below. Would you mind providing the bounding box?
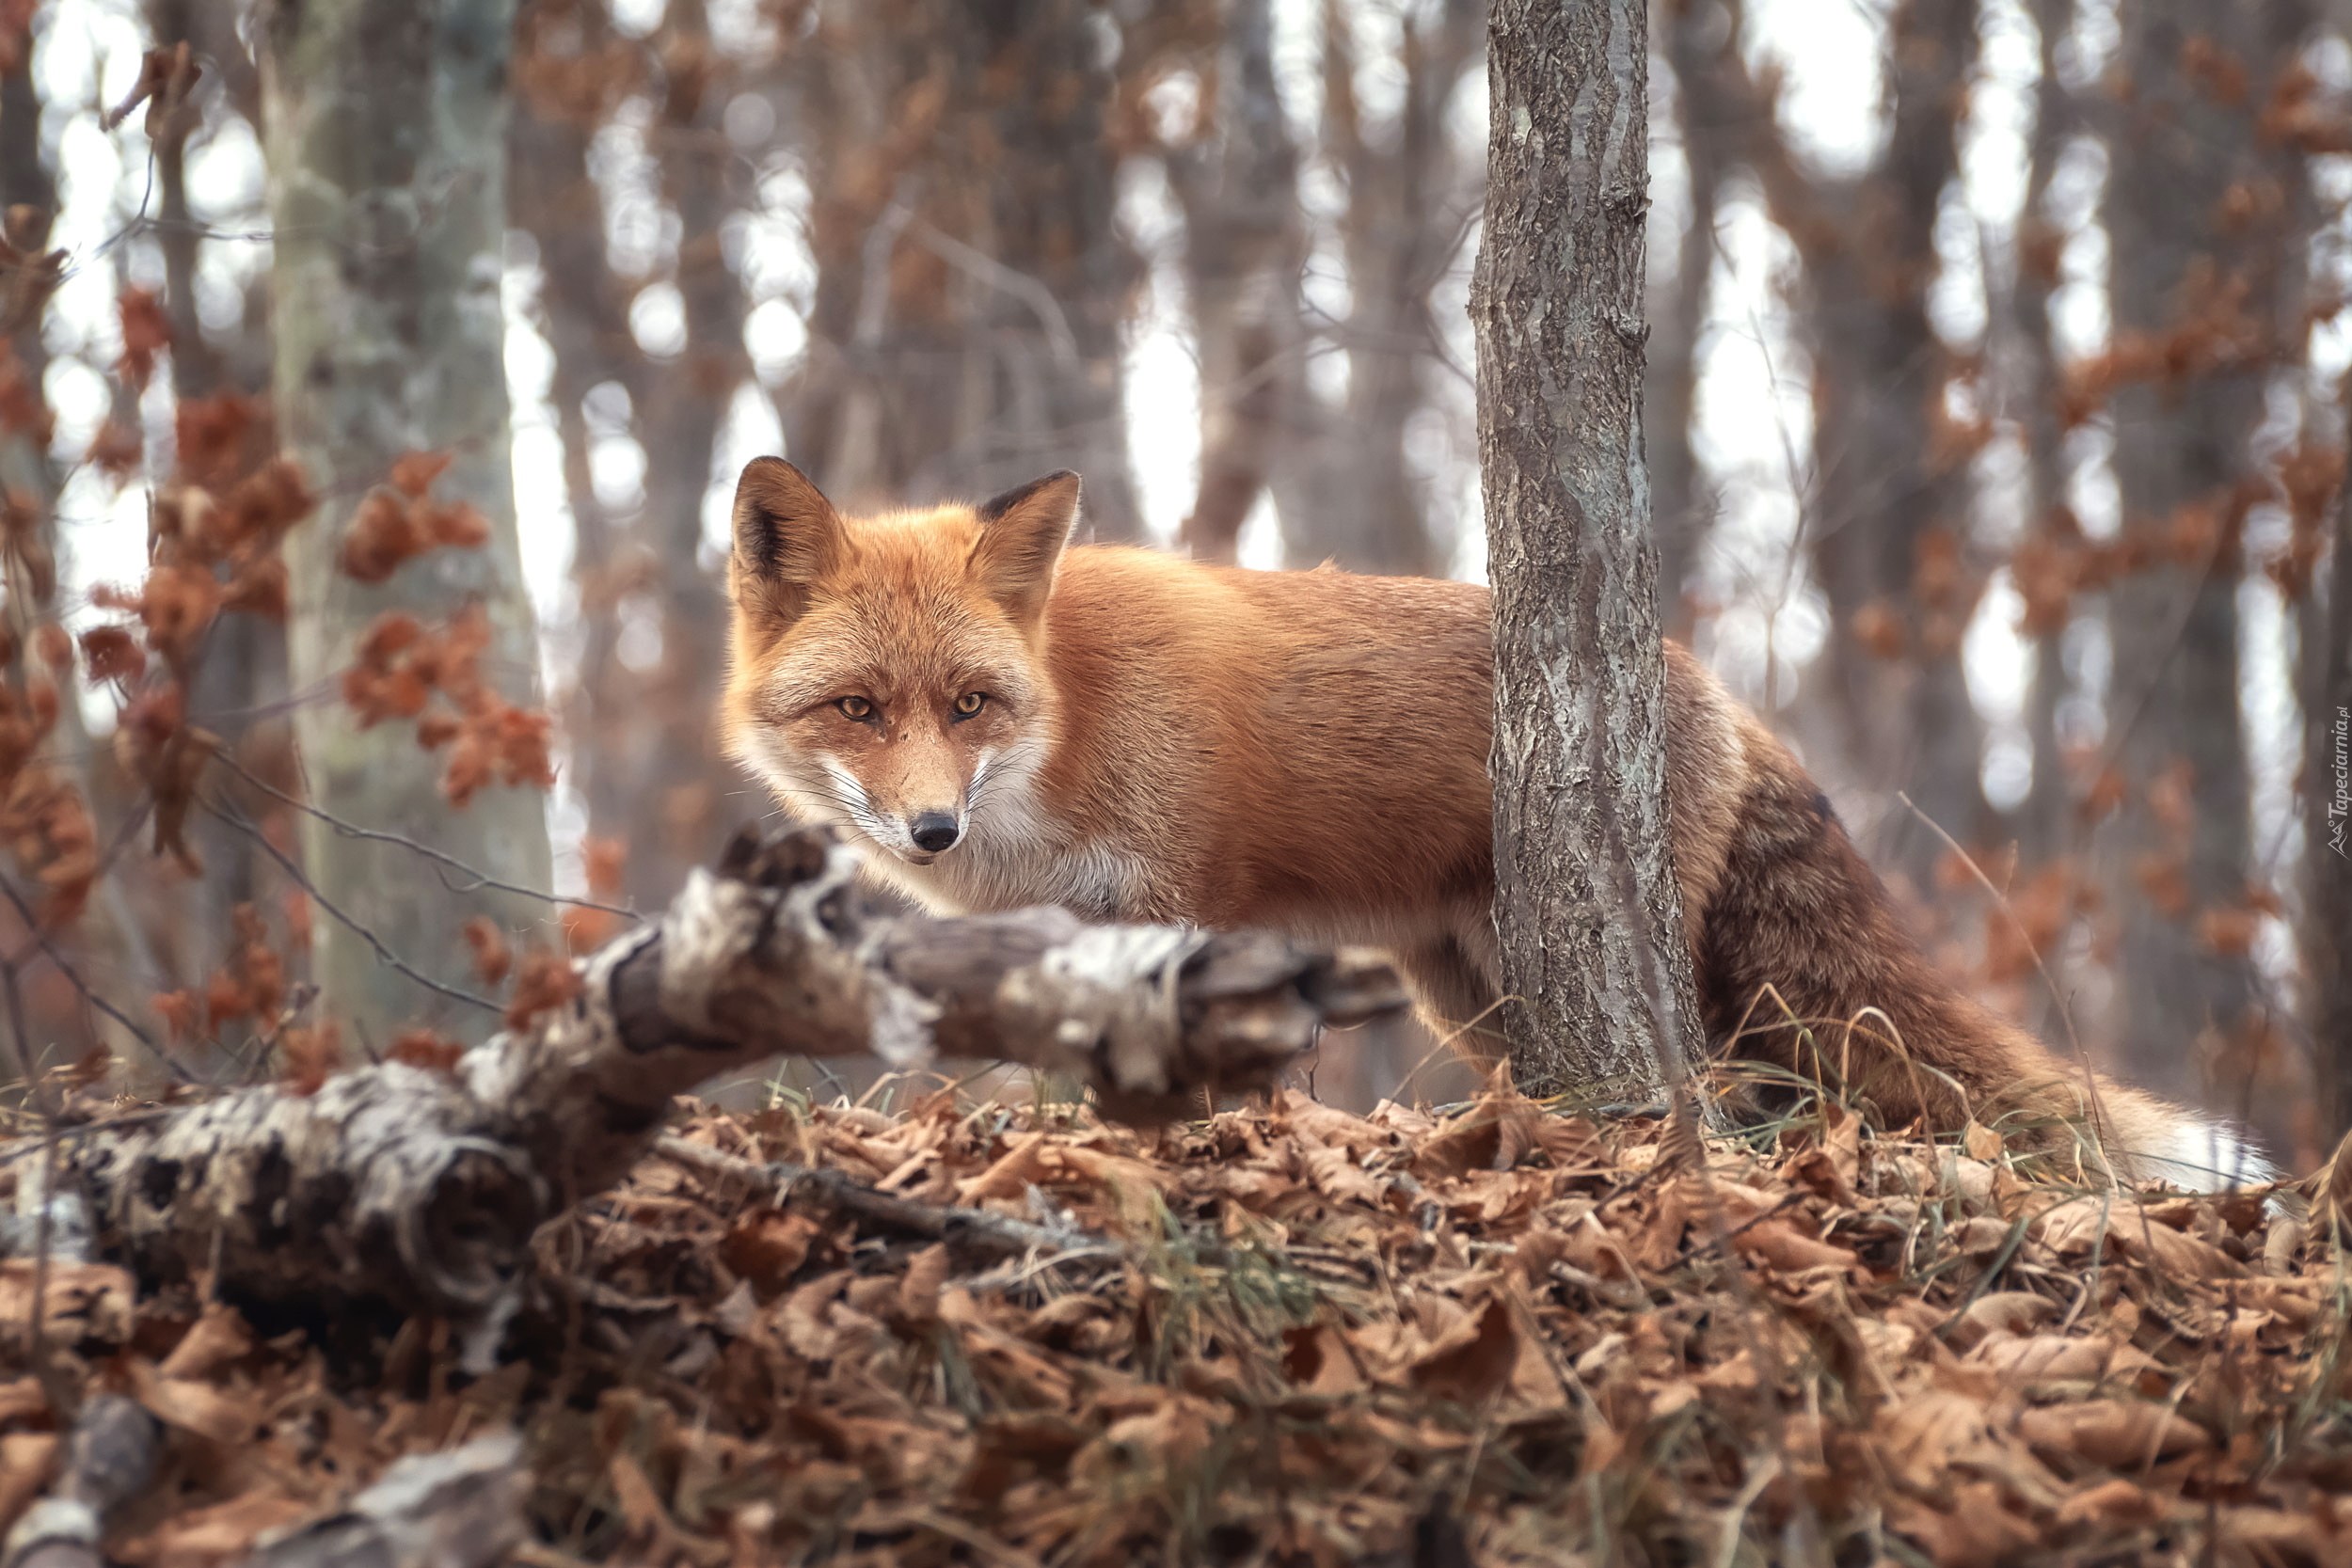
[654,1134,1123,1267]
[200,798,502,1017]
[209,752,638,922]
[893,207,1082,367]
[0,874,175,1075]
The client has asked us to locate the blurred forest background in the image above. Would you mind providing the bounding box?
[6,0,2352,1170]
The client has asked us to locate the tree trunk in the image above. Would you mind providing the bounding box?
[1168,0,1299,563]
[262,0,554,1043]
[1649,0,1730,639]
[2310,404,2352,1143]
[779,1,1143,538]
[1471,0,1702,1100]
[2006,0,2073,866]
[1658,0,1984,895]
[2096,6,2311,1105]
[0,61,56,666]
[146,0,286,977]
[0,61,156,1080]
[1802,0,1983,895]
[1277,0,1484,577]
[507,0,643,897]
[624,0,747,898]
[514,0,750,907]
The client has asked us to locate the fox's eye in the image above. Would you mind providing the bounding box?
[952,691,986,719]
[836,696,873,720]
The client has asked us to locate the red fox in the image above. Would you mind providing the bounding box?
[721,457,2273,1191]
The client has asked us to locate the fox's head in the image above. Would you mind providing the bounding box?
[721,457,1079,866]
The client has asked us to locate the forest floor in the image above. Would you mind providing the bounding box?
[2,1078,2347,1567]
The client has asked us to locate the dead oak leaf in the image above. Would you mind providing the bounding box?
[2016,1400,2213,1469]
[1407,1295,1519,1408]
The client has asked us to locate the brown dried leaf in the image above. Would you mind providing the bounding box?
[2017,1400,2212,1468]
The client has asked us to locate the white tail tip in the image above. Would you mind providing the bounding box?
[2121,1110,2280,1193]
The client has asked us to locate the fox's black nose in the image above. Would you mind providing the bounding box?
[910,814,961,853]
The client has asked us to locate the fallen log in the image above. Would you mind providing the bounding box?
[2,1396,160,1568]
[35,826,1402,1355]
[237,1433,527,1568]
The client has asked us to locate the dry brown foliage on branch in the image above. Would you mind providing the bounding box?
[0,1085,2344,1565]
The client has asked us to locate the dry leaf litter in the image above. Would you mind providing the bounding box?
[2,1085,2348,1567]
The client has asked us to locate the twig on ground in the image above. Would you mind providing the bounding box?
[656,1133,1124,1267]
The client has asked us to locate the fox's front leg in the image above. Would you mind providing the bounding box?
[1391,932,1506,1066]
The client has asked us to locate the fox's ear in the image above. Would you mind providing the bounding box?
[731,457,841,626]
[970,470,1080,626]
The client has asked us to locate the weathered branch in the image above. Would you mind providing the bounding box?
[239,1432,527,1568]
[3,1396,161,1568]
[657,1133,1121,1269]
[40,826,1401,1351]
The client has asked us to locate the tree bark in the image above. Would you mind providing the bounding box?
[2,1396,161,1568]
[2007,0,2074,866]
[39,826,1399,1351]
[1275,0,1484,576]
[1168,0,1299,563]
[778,1,1143,538]
[262,0,554,1041]
[145,0,287,978]
[1470,0,1703,1100]
[240,1434,526,1568]
[2307,402,2352,1144]
[1648,0,1731,639]
[2096,6,2311,1104]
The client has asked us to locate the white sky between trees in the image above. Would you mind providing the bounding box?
[20,0,2352,998]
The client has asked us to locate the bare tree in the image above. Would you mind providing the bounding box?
[1275,0,1484,576]
[507,0,654,905]
[1472,0,1702,1098]
[2309,400,2352,1142]
[516,0,752,905]
[1678,0,1984,894]
[779,0,1144,536]
[0,48,56,541]
[1804,0,1983,893]
[2095,7,2312,1105]
[1166,0,1301,563]
[0,38,158,1078]
[262,0,554,1041]
[2003,0,2075,865]
[144,1,284,962]
[617,0,750,898]
[1649,0,1734,637]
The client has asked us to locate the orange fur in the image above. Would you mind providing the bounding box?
[722,459,2274,1191]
